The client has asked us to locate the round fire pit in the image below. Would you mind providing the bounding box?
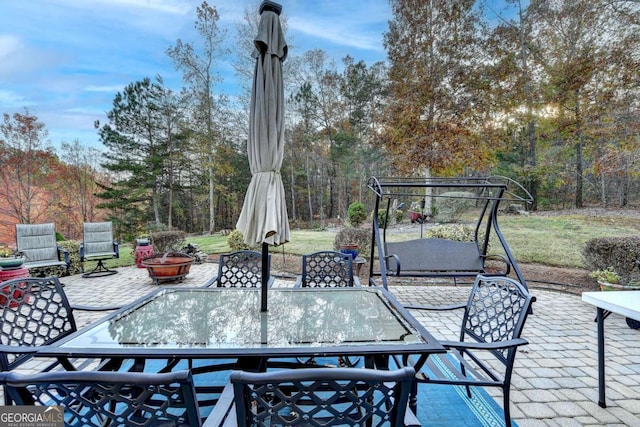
[141,252,194,285]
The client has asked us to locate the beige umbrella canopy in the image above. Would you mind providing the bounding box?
[236,0,289,311]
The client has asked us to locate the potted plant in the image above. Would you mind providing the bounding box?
[589,267,640,291]
[0,246,25,270]
[335,202,369,260]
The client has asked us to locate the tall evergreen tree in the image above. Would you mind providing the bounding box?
[96,77,172,235]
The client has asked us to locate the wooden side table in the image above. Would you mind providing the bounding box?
[135,245,155,268]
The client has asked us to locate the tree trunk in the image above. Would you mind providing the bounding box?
[527,119,538,211]
[290,164,296,221]
[306,154,313,222]
[575,101,583,208]
[209,162,215,233]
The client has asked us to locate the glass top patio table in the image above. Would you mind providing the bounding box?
[42,287,444,359]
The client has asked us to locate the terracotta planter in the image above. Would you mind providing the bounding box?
[597,280,640,292]
[142,252,193,285]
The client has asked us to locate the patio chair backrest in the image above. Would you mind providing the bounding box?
[231,367,415,426]
[15,223,60,265]
[0,370,203,427]
[216,250,269,287]
[83,221,116,257]
[300,250,355,287]
[462,275,535,364]
[0,276,77,371]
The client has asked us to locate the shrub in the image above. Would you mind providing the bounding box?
[147,222,169,233]
[425,224,476,242]
[395,209,404,223]
[347,202,367,227]
[582,236,640,283]
[334,227,371,259]
[227,229,254,251]
[150,230,187,254]
[433,191,475,223]
[30,240,81,277]
[375,209,389,228]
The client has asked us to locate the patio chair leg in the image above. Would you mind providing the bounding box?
[503,388,511,426]
[82,259,117,278]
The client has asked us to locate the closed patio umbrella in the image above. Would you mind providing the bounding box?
[236,0,289,312]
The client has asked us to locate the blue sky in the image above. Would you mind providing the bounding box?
[0,1,518,151]
[0,0,392,150]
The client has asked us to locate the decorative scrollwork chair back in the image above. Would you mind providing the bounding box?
[296,250,360,287]
[0,370,204,427]
[228,367,417,426]
[213,250,273,288]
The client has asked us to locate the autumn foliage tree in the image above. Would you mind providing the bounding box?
[382,0,495,176]
[0,110,108,243]
[0,110,56,238]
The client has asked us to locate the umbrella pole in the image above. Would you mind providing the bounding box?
[261,242,269,312]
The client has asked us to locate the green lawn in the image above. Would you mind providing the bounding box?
[498,213,640,268]
[97,211,640,271]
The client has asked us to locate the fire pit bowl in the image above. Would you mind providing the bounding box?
[141,252,194,285]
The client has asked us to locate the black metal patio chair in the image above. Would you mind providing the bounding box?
[204,250,274,288]
[0,370,206,426]
[207,366,419,426]
[0,276,122,404]
[402,275,536,427]
[295,250,361,287]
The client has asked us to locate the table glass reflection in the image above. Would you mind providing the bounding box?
[61,288,426,351]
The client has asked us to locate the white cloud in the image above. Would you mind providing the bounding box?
[286,0,390,52]
[288,18,385,52]
[0,34,21,60]
[85,85,129,93]
[0,90,29,107]
[105,0,192,15]
[52,0,192,15]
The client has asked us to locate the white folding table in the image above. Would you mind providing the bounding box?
[582,291,640,408]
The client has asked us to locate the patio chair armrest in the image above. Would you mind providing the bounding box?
[353,276,362,287]
[0,344,43,355]
[482,253,511,274]
[405,302,467,311]
[440,337,529,351]
[294,275,303,288]
[58,246,71,267]
[72,304,122,312]
[383,254,401,276]
[201,275,219,288]
[203,381,236,427]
